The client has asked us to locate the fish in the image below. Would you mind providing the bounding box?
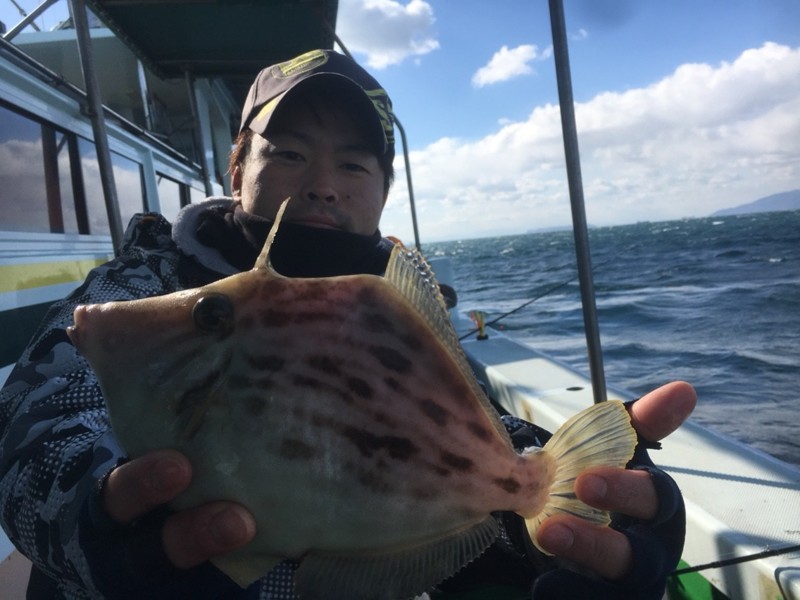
[67,199,637,600]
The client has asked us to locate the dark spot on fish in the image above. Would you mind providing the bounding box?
[418,398,449,427]
[370,346,413,374]
[400,333,423,352]
[279,439,317,460]
[384,377,404,393]
[372,411,397,427]
[357,471,394,494]
[259,308,292,327]
[247,354,285,372]
[440,450,474,473]
[311,413,331,428]
[467,421,494,442]
[293,374,322,390]
[494,477,521,494]
[360,312,396,335]
[433,465,451,477]
[342,427,419,461]
[308,355,342,376]
[356,287,378,306]
[292,310,337,325]
[443,380,476,410]
[347,377,373,399]
[243,395,267,417]
[295,283,328,303]
[411,486,437,500]
[227,373,276,392]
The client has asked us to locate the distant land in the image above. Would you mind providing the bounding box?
[712,189,800,216]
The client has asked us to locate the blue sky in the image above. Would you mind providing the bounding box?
[3,1,799,242]
[337,0,800,241]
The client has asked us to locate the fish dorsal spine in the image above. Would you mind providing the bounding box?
[254,197,291,272]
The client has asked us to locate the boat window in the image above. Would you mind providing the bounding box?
[189,186,206,205]
[156,174,182,222]
[78,138,110,235]
[0,103,87,234]
[78,139,146,234]
[0,104,51,233]
[112,152,146,229]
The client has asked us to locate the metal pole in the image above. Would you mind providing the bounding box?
[4,0,58,40]
[185,72,214,197]
[548,0,607,403]
[70,0,123,253]
[392,116,421,250]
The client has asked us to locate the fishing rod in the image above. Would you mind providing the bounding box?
[457,256,614,342]
[548,0,607,404]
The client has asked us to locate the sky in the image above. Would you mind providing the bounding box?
[2,1,799,242]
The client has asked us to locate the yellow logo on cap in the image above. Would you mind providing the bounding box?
[274,49,328,79]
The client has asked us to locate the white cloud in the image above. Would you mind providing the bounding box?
[383,43,800,242]
[337,0,439,69]
[472,44,548,88]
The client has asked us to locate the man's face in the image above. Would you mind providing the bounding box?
[234,95,388,236]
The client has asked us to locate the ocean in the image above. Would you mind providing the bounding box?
[426,210,800,468]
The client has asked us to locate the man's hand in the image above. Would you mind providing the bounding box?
[535,381,696,580]
[101,449,256,569]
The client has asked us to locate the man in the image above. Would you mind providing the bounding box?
[0,49,694,599]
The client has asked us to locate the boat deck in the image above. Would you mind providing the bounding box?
[456,318,800,600]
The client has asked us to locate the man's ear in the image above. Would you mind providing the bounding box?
[231,165,242,198]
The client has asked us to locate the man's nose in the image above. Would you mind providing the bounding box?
[303,163,338,203]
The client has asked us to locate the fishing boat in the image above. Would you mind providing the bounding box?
[0,1,797,599]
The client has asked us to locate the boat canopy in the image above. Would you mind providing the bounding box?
[84,0,339,107]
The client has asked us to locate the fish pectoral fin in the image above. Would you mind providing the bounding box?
[523,400,638,554]
[295,516,499,600]
[211,552,284,588]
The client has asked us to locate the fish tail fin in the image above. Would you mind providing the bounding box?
[523,399,637,554]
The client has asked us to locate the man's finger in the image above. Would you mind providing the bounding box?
[575,467,658,520]
[102,449,192,524]
[628,380,696,442]
[536,515,632,580]
[162,502,257,569]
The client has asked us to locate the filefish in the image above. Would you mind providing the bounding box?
[67,199,637,600]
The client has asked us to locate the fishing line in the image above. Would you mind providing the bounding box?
[457,256,614,342]
[670,543,800,576]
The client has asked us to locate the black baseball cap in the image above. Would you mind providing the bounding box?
[240,49,395,157]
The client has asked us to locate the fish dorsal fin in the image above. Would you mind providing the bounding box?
[254,197,291,271]
[384,245,512,447]
[295,515,499,600]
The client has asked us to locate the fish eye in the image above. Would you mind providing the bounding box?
[192,294,233,334]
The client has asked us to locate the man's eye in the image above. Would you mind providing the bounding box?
[343,162,368,173]
[277,150,303,161]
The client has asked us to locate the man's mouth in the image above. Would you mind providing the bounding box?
[287,214,342,230]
